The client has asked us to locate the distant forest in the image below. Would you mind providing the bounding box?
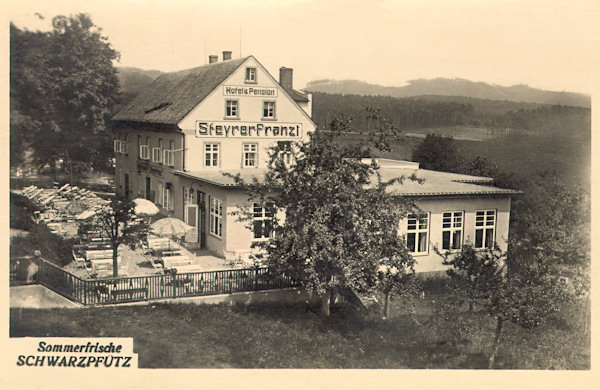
[306,78,590,107]
[114,67,590,141]
[114,68,590,139]
[310,92,590,136]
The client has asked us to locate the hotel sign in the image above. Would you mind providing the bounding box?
[223,85,277,97]
[195,121,302,139]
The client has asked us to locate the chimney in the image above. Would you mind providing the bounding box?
[222,51,232,61]
[209,55,218,64]
[279,67,293,90]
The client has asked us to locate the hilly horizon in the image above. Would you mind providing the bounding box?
[305,78,590,108]
[116,67,590,108]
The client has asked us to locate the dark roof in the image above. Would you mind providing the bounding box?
[112,57,250,125]
[284,87,309,103]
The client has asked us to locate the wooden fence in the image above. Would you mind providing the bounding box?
[33,257,299,305]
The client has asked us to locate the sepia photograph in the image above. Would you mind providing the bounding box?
[5,0,596,387]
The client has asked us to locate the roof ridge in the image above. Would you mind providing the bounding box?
[112,56,252,124]
[160,56,252,77]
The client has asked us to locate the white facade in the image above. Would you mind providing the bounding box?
[402,197,511,274]
[178,57,314,171]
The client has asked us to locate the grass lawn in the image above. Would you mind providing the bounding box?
[10,294,589,369]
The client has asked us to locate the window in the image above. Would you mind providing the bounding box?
[137,135,142,158]
[157,183,164,207]
[243,143,258,167]
[159,183,172,210]
[245,67,257,83]
[209,196,223,237]
[140,145,150,160]
[114,139,128,154]
[442,211,463,250]
[139,137,150,160]
[205,143,219,167]
[152,147,162,163]
[152,139,163,163]
[165,188,173,210]
[277,141,293,166]
[183,187,195,205]
[138,174,143,197]
[225,100,238,118]
[163,140,175,167]
[253,203,274,240]
[475,210,496,249]
[406,213,429,254]
[263,101,275,119]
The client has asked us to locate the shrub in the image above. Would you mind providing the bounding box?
[412,134,461,172]
[10,223,75,266]
[10,192,38,230]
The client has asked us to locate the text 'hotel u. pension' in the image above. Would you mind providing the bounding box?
[112,51,518,274]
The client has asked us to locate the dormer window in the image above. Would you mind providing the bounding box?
[245,67,257,83]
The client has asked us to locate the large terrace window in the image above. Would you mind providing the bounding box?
[406,213,429,254]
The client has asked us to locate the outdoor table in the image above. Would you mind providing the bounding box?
[173,264,204,273]
[159,250,182,257]
[89,258,113,270]
[162,255,192,268]
[85,249,115,260]
[83,242,112,250]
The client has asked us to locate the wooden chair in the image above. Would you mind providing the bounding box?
[72,249,88,269]
[150,258,164,274]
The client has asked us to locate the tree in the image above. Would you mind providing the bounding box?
[458,156,523,190]
[509,172,590,296]
[10,23,47,167]
[10,14,121,172]
[459,156,499,178]
[411,134,461,172]
[442,245,566,368]
[376,255,417,319]
[440,169,590,367]
[84,196,148,277]
[232,115,417,317]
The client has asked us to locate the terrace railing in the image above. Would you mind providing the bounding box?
[32,257,299,306]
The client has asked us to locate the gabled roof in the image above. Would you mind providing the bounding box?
[112,57,250,125]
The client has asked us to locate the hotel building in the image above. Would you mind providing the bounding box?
[112,52,517,274]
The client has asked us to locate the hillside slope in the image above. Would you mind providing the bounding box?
[306,78,590,108]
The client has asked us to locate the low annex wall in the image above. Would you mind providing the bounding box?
[109,287,320,307]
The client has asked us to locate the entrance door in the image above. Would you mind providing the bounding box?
[124,173,130,197]
[145,177,151,201]
[197,190,206,248]
[184,204,199,243]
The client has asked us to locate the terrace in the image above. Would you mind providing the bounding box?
[16,183,252,281]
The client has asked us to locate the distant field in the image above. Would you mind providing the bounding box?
[402,125,530,142]
[337,127,590,189]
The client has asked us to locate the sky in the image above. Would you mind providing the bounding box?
[7,0,600,94]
